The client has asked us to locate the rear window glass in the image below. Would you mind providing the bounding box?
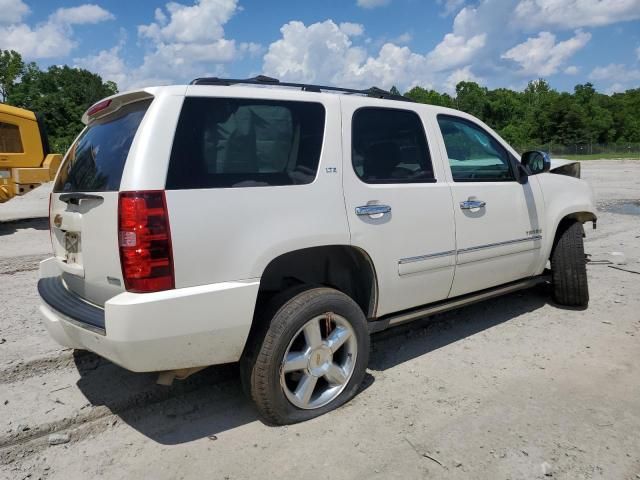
[53,99,152,192]
[166,97,325,189]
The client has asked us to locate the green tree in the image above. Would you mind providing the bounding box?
[0,49,25,102]
[8,65,118,151]
[455,81,488,119]
[404,86,454,107]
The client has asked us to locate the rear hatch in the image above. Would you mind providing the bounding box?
[49,95,153,306]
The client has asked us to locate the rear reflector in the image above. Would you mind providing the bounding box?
[118,191,174,293]
[87,99,112,117]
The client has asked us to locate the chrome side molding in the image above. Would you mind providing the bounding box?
[458,235,542,254]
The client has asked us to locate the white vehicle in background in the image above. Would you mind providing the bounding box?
[38,76,596,424]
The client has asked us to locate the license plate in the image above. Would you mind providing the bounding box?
[64,231,80,263]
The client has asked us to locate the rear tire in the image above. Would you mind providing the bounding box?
[551,221,589,307]
[240,287,369,425]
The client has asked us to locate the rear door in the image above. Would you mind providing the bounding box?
[433,114,544,297]
[49,96,153,306]
[341,98,456,317]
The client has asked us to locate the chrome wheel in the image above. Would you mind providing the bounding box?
[280,313,358,410]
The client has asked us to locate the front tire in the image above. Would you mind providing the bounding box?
[241,287,370,425]
[551,221,589,307]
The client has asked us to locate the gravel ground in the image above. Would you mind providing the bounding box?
[1,161,639,480]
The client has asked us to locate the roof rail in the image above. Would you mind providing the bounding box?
[189,75,413,103]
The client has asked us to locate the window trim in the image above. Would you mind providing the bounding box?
[351,106,437,185]
[436,114,518,183]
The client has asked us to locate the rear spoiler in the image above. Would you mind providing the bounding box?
[82,90,154,125]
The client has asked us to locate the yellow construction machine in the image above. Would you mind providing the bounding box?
[0,103,61,203]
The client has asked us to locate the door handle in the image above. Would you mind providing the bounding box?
[459,200,486,210]
[355,204,391,216]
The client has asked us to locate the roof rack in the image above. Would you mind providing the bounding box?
[189,75,413,103]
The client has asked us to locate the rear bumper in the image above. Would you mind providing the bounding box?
[38,257,260,372]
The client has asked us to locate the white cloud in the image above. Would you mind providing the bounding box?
[564,65,579,75]
[339,22,365,37]
[514,0,640,29]
[50,4,115,25]
[356,0,390,8]
[501,30,591,76]
[75,44,127,87]
[0,23,75,58]
[77,0,259,90]
[589,63,640,92]
[0,3,114,59]
[391,32,412,44]
[263,19,481,91]
[426,33,486,71]
[138,0,237,43]
[438,0,466,16]
[444,65,482,93]
[0,0,29,24]
[637,46,640,61]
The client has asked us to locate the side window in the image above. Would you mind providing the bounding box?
[437,115,514,182]
[0,122,23,153]
[352,107,434,184]
[166,98,325,189]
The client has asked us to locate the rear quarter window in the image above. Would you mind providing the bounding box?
[166,97,326,189]
[53,99,152,192]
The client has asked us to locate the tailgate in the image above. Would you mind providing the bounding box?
[50,98,152,306]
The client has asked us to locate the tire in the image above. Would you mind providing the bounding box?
[240,287,370,425]
[550,221,589,307]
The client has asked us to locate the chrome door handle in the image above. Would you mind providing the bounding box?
[355,204,391,216]
[459,200,486,210]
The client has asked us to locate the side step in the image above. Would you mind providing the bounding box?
[368,275,549,334]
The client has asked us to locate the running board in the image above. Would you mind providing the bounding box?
[368,275,549,334]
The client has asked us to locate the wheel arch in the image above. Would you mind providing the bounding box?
[548,210,597,259]
[256,245,379,319]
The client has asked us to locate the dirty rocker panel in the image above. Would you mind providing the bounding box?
[368,275,548,333]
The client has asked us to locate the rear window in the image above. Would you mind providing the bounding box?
[53,99,152,192]
[166,97,325,189]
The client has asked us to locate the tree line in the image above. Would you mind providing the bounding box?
[1,48,639,153]
[395,81,640,149]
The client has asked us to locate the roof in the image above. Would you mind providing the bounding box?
[190,75,414,103]
[0,103,37,121]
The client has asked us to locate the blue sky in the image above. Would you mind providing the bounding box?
[1,0,639,94]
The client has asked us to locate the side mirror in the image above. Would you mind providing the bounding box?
[521,150,551,175]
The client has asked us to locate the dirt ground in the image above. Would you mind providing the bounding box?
[1,160,639,480]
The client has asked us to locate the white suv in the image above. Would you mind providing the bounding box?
[39,76,597,424]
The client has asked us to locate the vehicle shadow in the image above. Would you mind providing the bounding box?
[368,286,548,371]
[0,217,49,236]
[73,286,548,445]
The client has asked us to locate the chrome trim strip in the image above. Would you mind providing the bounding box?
[386,276,547,327]
[458,235,542,254]
[399,250,456,264]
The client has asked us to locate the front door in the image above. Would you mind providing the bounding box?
[341,98,456,317]
[434,114,544,297]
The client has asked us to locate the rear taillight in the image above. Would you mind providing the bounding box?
[118,191,174,293]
